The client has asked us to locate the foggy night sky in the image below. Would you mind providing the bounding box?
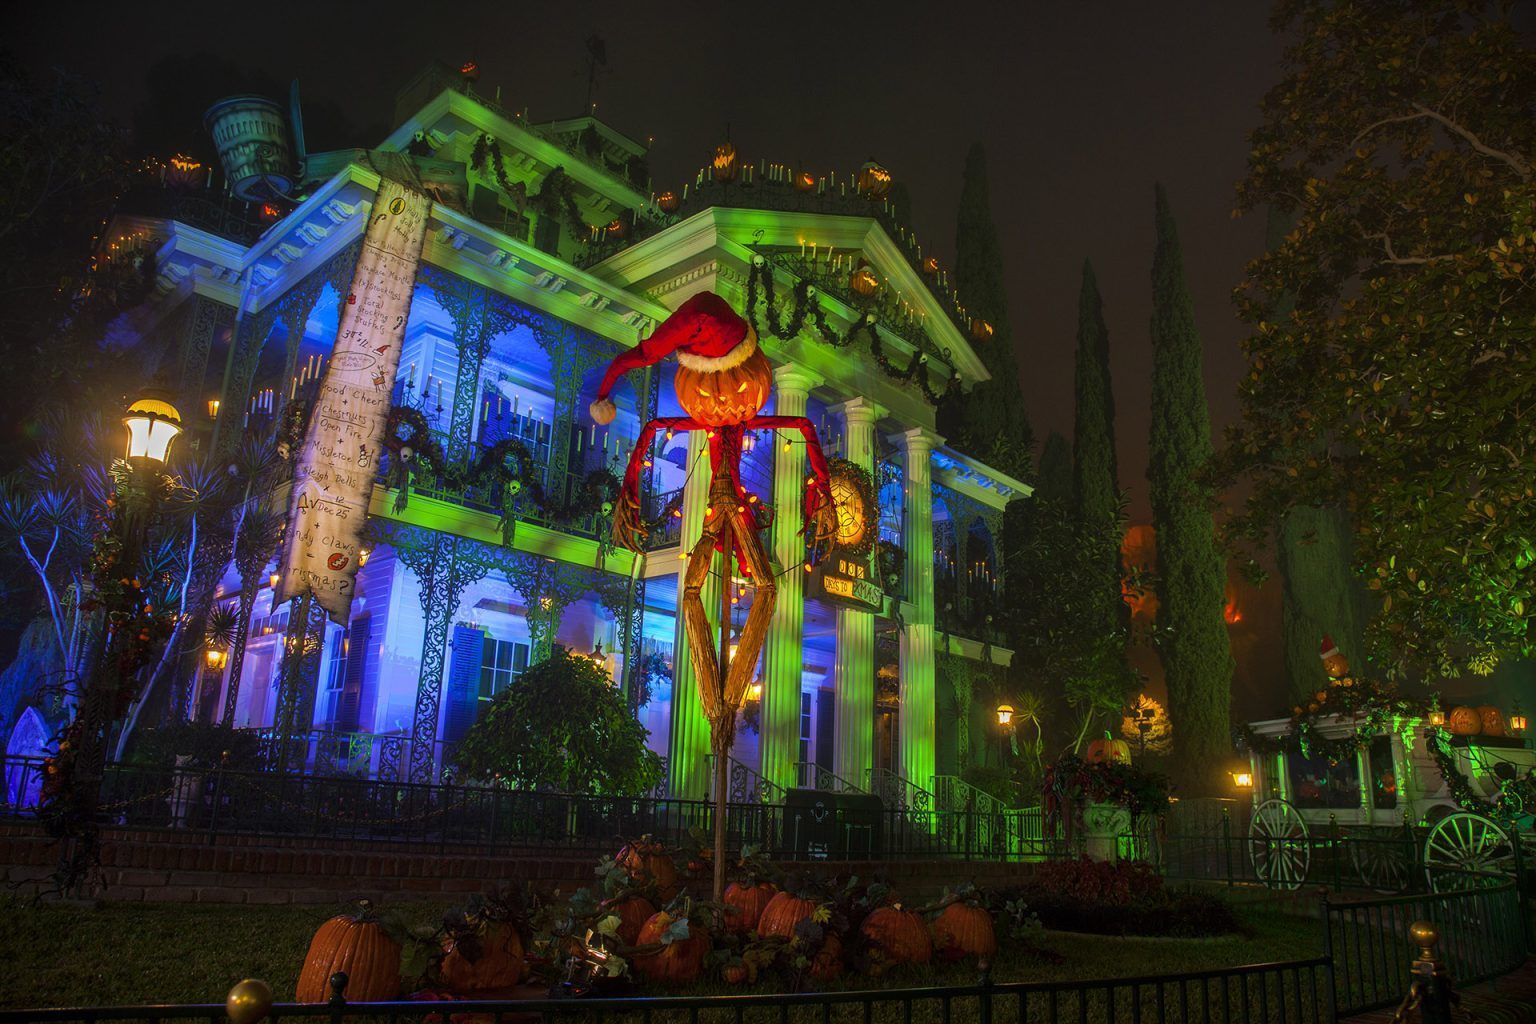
[13,1,1292,707]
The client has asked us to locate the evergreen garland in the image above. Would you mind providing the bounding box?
[382,406,679,549]
[744,258,963,405]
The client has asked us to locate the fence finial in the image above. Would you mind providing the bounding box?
[226,978,273,1024]
[328,970,350,1007]
[1408,920,1456,1024]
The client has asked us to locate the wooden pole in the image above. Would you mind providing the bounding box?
[713,521,732,902]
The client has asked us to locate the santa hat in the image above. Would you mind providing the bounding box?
[1319,635,1341,662]
[589,291,756,424]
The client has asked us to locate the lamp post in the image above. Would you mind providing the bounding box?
[995,702,1015,768]
[123,395,184,467]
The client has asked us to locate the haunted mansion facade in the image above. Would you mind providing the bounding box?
[18,65,1027,805]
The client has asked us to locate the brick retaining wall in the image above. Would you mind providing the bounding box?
[0,823,1036,904]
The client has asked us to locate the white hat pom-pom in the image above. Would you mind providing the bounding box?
[589,396,617,425]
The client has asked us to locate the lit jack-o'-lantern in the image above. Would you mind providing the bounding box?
[712,142,739,183]
[656,191,680,214]
[166,153,203,189]
[1319,635,1349,679]
[849,266,880,298]
[673,337,773,427]
[969,318,994,343]
[606,218,628,240]
[793,169,816,192]
[460,60,480,83]
[921,256,940,277]
[857,159,892,199]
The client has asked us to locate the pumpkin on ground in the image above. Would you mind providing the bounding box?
[618,839,679,899]
[632,912,711,986]
[296,902,402,1002]
[930,902,997,960]
[756,892,820,939]
[723,881,778,934]
[861,906,932,965]
[603,895,657,947]
[439,921,524,993]
[809,932,844,982]
[722,963,749,985]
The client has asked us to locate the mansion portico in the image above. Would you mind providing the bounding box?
[30,63,1028,809]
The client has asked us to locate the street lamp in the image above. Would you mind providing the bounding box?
[1230,768,1254,791]
[995,702,1015,727]
[123,394,183,466]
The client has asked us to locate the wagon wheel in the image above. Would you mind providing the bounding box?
[1249,799,1311,890]
[1347,828,1412,893]
[1423,812,1516,891]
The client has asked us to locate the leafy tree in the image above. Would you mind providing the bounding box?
[453,646,663,795]
[942,142,1033,479]
[1219,0,1536,676]
[1010,433,1136,756]
[1072,260,1125,644]
[1148,185,1234,791]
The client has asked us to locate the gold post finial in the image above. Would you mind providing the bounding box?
[225,978,273,1024]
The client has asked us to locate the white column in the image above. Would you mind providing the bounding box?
[894,427,941,792]
[830,397,883,787]
[760,364,821,793]
[668,429,716,798]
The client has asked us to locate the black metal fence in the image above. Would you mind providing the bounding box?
[1325,879,1527,1014]
[0,957,1338,1024]
[0,759,1047,862]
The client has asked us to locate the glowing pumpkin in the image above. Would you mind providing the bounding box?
[673,345,773,427]
[850,266,880,298]
[857,159,892,199]
[656,191,680,214]
[969,318,994,343]
[1447,706,1482,736]
[712,142,739,183]
[793,169,817,192]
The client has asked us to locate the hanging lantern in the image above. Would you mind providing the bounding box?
[969,318,994,343]
[1509,703,1528,734]
[793,169,816,192]
[205,648,228,669]
[856,159,892,199]
[712,142,739,183]
[849,266,880,298]
[605,218,628,240]
[921,256,939,277]
[656,190,680,214]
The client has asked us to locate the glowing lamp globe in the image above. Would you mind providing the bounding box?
[1230,769,1254,790]
[1510,706,1528,734]
[995,703,1015,727]
[123,395,183,465]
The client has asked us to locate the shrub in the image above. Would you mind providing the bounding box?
[452,645,663,795]
[1033,857,1163,906]
[125,721,262,770]
[991,859,1244,938]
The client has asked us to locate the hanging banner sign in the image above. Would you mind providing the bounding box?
[276,178,430,624]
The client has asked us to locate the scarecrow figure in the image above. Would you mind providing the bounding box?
[589,291,837,895]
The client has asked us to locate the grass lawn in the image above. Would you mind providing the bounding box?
[0,896,1326,1010]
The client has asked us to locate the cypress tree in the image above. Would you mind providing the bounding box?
[1071,260,1122,639]
[944,142,1033,479]
[1147,184,1234,791]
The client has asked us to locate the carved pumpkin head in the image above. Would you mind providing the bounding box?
[674,340,771,426]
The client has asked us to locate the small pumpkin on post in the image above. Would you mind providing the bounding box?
[1084,733,1132,765]
[296,900,402,1003]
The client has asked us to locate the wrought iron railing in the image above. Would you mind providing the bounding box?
[793,761,865,794]
[704,754,785,804]
[0,956,1340,1023]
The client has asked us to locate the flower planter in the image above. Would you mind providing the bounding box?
[1080,803,1132,862]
